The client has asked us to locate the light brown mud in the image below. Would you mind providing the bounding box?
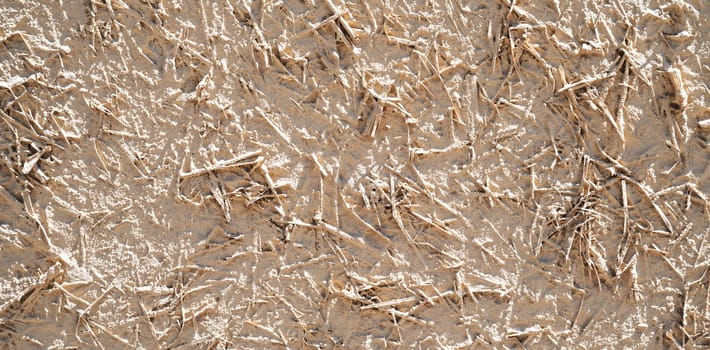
[1,0,709,348]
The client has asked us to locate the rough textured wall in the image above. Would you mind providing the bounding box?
[1,0,709,348]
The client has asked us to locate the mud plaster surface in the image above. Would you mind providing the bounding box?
[1,0,710,348]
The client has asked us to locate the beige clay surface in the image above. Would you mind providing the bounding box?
[1,0,710,348]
